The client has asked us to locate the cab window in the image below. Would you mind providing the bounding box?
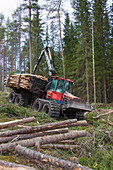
[56,80,64,93]
[64,81,73,93]
[50,79,57,91]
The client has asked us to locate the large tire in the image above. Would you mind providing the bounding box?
[33,99,42,112]
[42,101,60,119]
[14,95,22,106]
[42,103,51,115]
[8,91,15,103]
[14,94,28,107]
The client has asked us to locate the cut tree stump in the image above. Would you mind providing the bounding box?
[15,145,92,170]
[0,117,35,129]
[0,130,87,152]
[0,159,36,170]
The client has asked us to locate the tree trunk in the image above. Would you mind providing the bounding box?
[15,145,91,170]
[85,37,89,103]
[19,12,21,73]
[0,41,2,90]
[14,33,17,71]
[0,130,87,152]
[58,0,65,78]
[11,35,14,73]
[103,74,107,104]
[0,159,36,170]
[0,119,78,137]
[0,128,68,144]
[2,35,5,91]
[92,19,96,107]
[0,117,35,129]
[29,0,32,74]
[5,38,8,78]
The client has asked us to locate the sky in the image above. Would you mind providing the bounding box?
[0,0,112,21]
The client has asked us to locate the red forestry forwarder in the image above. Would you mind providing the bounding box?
[7,46,91,119]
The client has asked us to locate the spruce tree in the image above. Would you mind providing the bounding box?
[71,0,91,101]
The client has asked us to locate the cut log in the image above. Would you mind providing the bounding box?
[0,117,35,129]
[0,159,36,170]
[59,140,75,144]
[41,144,81,150]
[15,145,92,170]
[0,119,77,137]
[93,111,113,119]
[107,120,113,126]
[0,128,68,144]
[0,119,87,138]
[0,130,87,152]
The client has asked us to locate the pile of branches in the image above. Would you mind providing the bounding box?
[4,74,48,93]
[0,117,92,170]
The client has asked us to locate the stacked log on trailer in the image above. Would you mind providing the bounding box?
[4,73,48,94]
[0,118,92,170]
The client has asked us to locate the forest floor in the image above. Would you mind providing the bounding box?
[0,90,113,170]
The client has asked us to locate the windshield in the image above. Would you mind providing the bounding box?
[50,79,73,94]
[50,79,57,91]
[56,80,64,93]
[64,81,73,93]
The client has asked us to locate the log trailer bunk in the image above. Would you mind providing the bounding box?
[8,46,91,119]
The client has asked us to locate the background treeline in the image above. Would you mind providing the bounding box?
[0,0,113,104]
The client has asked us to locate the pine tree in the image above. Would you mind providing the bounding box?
[0,13,5,90]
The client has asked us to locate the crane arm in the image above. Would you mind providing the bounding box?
[33,46,56,77]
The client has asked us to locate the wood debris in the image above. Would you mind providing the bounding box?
[0,118,91,170]
[93,110,113,119]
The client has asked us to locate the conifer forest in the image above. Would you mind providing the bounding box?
[0,0,113,105]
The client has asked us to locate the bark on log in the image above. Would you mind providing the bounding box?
[0,119,86,138]
[0,128,68,144]
[15,145,92,170]
[107,120,113,126]
[41,144,81,150]
[0,159,36,170]
[0,130,87,152]
[93,111,113,119]
[0,117,35,129]
[59,140,75,144]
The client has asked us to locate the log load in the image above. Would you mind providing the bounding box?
[4,74,48,94]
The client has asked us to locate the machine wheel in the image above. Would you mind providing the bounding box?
[14,94,28,106]
[42,101,60,120]
[8,91,15,103]
[14,95,22,106]
[33,99,42,112]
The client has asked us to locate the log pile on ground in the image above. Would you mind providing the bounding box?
[0,118,92,169]
[4,73,48,93]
